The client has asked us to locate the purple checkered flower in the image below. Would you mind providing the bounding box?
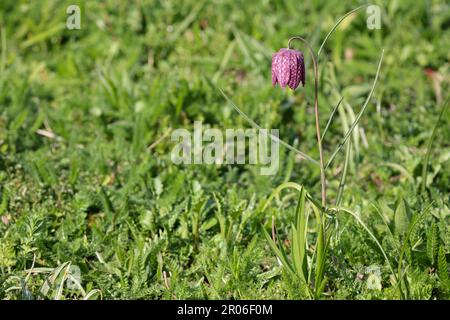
[271,48,305,90]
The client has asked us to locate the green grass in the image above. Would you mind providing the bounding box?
[0,0,449,300]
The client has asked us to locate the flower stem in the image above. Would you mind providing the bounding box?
[288,36,326,207]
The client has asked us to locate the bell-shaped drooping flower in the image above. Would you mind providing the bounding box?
[271,48,305,90]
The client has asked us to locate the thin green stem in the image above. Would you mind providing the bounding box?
[289,36,326,208]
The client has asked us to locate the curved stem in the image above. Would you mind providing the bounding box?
[288,36,326,207]
[317,4,369,60]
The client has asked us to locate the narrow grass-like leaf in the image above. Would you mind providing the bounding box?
[317,4,370,59]
[219,88,319,165]
[83,289,103,300]
[212,41,236,83]
[314,227,325,298]
[381,162,415,185]
[262,226,295,276]
[261,182,304,217]
[337,207,396,278]
[335,139,351,207]
[291,225,303,279]
[312,204,326,298]
[21,23,65,49]
[294,187,308,281]
[233,28,258,68]
[421,96,449,195]
[325,49,384,169]
[54,263,72,300]
[370,202,397,248]
[169,2,204,42]
[343,101,360,163]
[321,96,344,141]
[40,262,70,297]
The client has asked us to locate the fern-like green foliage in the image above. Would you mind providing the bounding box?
[394,197,410,236]
[437,245,449,294]
[426,221,439,266]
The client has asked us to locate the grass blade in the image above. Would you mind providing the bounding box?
[83,289,103,300]
[325,49,385,169]
[169,2,204,42]
[421,95,449,195]
[262,226,295,276]
[321,96,344,142]
[291,225,303,278]
[261,181,305,212]
[294,187,309,281]
[317,4,370,60]
[337,207,396,279]
[335,139,351,206]
[219,88,319,165]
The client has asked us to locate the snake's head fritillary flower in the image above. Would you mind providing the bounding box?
[271,48,305,90]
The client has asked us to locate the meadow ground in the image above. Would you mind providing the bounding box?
[0,0,449,299]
